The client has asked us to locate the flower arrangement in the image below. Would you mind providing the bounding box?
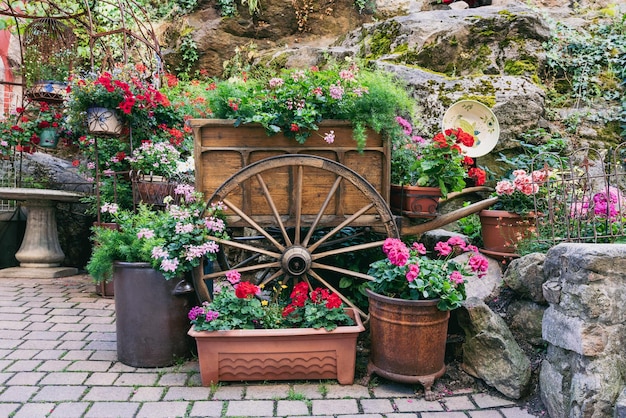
[86,185,229,282]
[127,140,183,178]
[66,64,192,151]
[201,60,415,150]
[490,168,551,216]
[189,274,354,331]
[0,102,70,154]
[367,236,489,311]
[391,120,485,197]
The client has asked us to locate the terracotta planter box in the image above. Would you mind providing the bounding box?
[188,308,365,385]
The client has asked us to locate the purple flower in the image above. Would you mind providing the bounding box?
[329,84,344,100]
[188,306,204,321]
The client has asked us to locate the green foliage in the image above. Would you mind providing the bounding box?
[87,190,229,282]
[216,0,238,16]
[456,206,483,247]
[87,205,166,282]
[177,34,200,76]
[202,60,415,151]
[542,12,625,136]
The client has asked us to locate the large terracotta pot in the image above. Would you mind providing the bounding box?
[188,308,365,385]
[113,262,196,367]
[390,184,441,218]
[366,289,450,400]
[479,209,536,257]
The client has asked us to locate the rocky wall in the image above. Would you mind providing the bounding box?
[540,243,626,417]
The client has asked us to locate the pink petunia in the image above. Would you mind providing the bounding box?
[225,270,241,285]
[449,271,464,284]
[434,241,452,257]
[405,263,420,282]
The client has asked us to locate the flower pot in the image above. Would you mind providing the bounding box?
[38,128,59,148]
[390,184,441,218]
[479,209,536,257]
[132,175,176,208]
[26,80,67,103]
[188,308,365,385]
[87,107,123,135]
[113,261,195,367]
[366,289,450,400]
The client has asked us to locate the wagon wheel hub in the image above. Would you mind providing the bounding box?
[281,246,312,276]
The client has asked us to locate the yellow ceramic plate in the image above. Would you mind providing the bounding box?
[441,100,500,157]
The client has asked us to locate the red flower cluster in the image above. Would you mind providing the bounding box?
[282,282,343,318]
[94,72,169,115]
[234,281,259,299]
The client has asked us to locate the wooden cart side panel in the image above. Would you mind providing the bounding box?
[192,119,390,218]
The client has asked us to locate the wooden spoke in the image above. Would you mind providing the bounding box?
[255,173,292,247]
[294,165,303,244]
[222,198,285,251]
[310,262,375,281]
[209,235,282,259]
[307,270,368,319]
[258,269,287,288]
[302,176,342,247]
[311,239,387,260]
[307,203,375,253]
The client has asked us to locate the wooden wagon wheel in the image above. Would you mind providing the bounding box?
[193,154,400,319]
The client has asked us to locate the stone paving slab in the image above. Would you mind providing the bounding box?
[0,275,546,418]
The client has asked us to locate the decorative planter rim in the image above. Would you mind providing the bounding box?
[188,307,365,338]
[390,184,442,192]
[188,118,354,129]
[479,209,522,218]
[365,288,441,308]
[113,261,152,269]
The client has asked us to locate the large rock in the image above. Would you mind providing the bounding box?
[503,252,546,303]
[507,300,545,347]
[457,297,531,399]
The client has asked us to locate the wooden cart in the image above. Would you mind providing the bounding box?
[190,119,495,317]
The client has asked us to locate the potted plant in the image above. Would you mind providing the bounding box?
[366,236,489,400]
[86,185,229,367]
[2,102,69,152]
[479,167,551,257]
[390,120,486,217]
[193,60,415,150]
[66,65,171,137]
[188,277,365,385]
[127,139,190,207]
[22,17,76,103]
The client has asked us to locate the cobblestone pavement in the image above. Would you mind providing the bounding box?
[0,275,543,418]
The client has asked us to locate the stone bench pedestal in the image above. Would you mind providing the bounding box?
[0,188,84,278]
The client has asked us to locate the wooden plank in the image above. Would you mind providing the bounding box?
[191,119,390,220]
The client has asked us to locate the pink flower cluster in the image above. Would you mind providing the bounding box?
[495,169,548,197]
[381,237,488,286]
[570,186,626,220]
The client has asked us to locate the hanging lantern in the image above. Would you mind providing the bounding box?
[23,18,76,103]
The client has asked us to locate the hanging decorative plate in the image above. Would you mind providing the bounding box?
[441,100,500,157]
